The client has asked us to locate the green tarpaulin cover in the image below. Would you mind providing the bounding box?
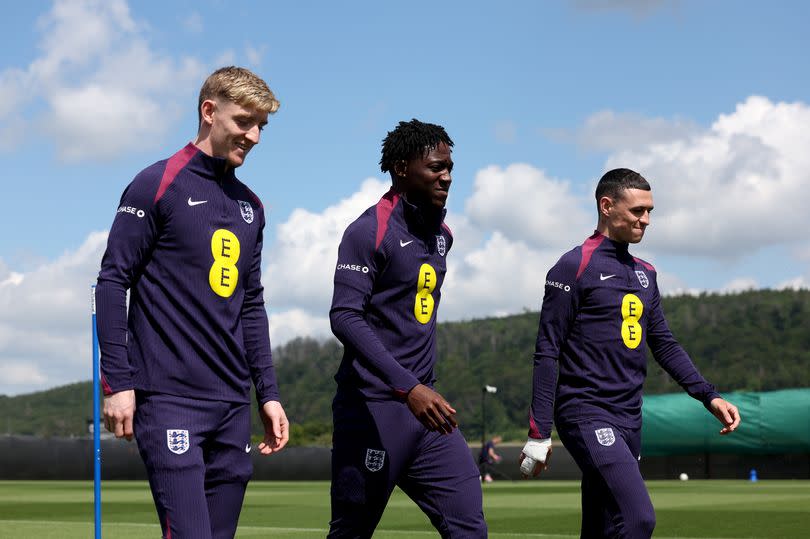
[641,388,810,455]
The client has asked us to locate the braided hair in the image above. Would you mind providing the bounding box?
[380,119,453,174]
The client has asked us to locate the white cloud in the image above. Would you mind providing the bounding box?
[652,267,698,297]
[0,68,31,118]
[0,232,107,331]
[0,259,22,288]
[442,213,486,260]
[0,272,24,288]
[465,164,592,249]
[46,86,169,160]
[0,362,47,386]
[268,309,331,347]
[595,97,810,258]
[0,231,107,395]
[721,277,759,293]
[1,0,206,160]
[30,0,138,83]
[442,232,558,319]
[263,177,388,315]
[776,277,809,291]
[545,110,699,152]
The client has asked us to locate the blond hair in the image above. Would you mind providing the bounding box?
[197,66,280,126]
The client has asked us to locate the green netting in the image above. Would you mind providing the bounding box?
[641,388,810,455]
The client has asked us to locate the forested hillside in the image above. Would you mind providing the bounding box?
[2,289,808,443]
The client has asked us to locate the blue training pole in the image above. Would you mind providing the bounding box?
[91,285,102,538]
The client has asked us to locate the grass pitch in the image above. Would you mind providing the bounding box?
[0,480,808,538]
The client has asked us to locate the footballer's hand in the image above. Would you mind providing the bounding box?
[519,437,553,478]
[258,400,289,455]
[406,384,458,434]
[103,389,136,441]
[709,397,741,435]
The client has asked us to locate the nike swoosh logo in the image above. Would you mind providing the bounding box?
[187,197,208,206]
[245,443,251,453]
[600,274,616,281]
[400,240,414,247]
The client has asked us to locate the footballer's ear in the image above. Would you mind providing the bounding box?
[200,99,217,126]
[599,196,614,217]
[393,160,408,178]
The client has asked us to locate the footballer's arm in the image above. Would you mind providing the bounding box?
[96,175,162,440]
[521,257,579,476]
[241,220,288,454]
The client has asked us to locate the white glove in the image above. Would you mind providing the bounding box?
[519,437,552,477]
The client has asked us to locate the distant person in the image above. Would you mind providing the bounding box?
[96,66,289,539]
[328,119,487,537]
[479,435,503,482]
[519,168,740,538]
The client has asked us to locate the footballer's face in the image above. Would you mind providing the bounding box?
[199,98,267,168]
[601,188,654,244]
[395,142,453,210]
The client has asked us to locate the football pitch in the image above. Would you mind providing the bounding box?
[1,480,808,538]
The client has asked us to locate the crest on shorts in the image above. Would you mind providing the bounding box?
[238,200,254,224]
[635,270,649,289]
[595,428,616,447]
[436,235,446,257]
[167,429,189,454]
[364,448,386,472]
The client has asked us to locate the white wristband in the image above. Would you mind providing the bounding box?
[520,437,552,476]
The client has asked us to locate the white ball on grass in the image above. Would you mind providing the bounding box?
[679,472,689,481]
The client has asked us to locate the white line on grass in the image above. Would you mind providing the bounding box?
[0,520,754,538]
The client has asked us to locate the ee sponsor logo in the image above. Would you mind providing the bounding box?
[209,229,240,298]
[620,293,644,349]
[414,263,437,324]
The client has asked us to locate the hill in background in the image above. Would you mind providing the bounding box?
[2,289,808,444]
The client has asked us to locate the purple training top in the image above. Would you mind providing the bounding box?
[330,188,453,401]
[529,231,719,439]
[96,143,279,405]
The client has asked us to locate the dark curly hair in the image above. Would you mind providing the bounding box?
[380,119,453,173]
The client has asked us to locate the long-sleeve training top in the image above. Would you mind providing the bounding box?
[529,231,719,439]
[96,143,279,405]
[330,188,453,401]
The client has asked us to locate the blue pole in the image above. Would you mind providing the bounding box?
[91,285,102,539]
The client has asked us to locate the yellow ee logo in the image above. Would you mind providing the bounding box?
[209,229,241,298]
[620,293,644,349]
[414,263,437,324]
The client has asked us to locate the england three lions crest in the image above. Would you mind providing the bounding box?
[365,448,386,472]
[167,429,189,454]
[436,235,446,257]
[594,427,616,447]
[238,200,254,224]
[635,270,649,288]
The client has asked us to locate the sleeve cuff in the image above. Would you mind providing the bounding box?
[392,376,421,399]
[100,374,134,396]
[702,391,722,410]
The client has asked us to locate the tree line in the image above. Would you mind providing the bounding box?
[2,289,808,444]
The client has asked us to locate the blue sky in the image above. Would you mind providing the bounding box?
[1,0,809,395]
